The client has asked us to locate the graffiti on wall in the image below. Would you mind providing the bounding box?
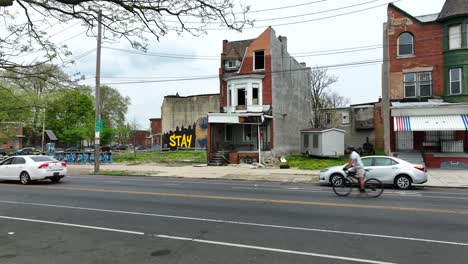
[162,117,208,150]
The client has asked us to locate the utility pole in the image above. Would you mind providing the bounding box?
[94,9,102,173]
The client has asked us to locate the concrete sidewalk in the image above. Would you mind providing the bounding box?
[422,169,468,188]
[67,164,468,188]
[67,163,320,183]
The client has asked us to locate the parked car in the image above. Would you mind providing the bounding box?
[0,155,67,184]
[65,147,81,153]
[53,148,64,154]
[0,148,6,156]
[12,147,41,155]
[319,156,427,190]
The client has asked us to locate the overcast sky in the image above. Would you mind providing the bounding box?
[53,0,446,129]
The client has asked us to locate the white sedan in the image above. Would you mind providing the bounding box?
[319,156,427,189]
[0,155,67,184]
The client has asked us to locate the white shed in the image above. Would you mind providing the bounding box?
[301,128,345,157]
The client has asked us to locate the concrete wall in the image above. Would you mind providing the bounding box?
[270,30,312,155]
[161,94,220,134]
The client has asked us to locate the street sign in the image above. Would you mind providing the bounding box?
[95,131,100,145]
[95,119,103,132]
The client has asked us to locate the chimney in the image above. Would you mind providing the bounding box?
[279,36,287,52]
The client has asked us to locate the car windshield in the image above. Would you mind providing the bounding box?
[30,156,56,162]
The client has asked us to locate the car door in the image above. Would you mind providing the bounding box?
[366,157,398,183]
[0,158,14,179]
[10,157,27,178]
[361,157,374,176]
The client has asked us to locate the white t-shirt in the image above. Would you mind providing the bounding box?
[350,151,364,168]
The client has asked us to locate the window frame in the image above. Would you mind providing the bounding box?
[403,71,433,98]
[253,50,265,71]
[448,24,462,50]
[449,68,463,95]
[303,134,309,148]
[397,32,414,57]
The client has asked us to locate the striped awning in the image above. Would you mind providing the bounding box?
[394,115,468,131]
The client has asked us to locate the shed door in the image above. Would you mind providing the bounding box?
[396,131,413,151]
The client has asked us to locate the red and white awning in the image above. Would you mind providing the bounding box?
[394,115,468,131]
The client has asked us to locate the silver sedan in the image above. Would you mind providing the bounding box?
[319,156,427,190]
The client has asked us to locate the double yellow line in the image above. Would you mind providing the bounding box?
[12,185,468,215]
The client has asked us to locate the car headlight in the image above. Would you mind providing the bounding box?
[320,169,329,173]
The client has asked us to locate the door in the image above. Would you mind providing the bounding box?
[366,157,399,183]
[396,131,414,151]
[0,158,15,179]
[10,157,26,178]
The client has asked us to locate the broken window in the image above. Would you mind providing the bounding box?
[252,85,259,105]
[254,50,265,70]
[237,89,246,106]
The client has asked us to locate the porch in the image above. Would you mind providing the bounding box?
[207,113,272,165]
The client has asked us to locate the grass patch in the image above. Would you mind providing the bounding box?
[285,155,348,171]
[113,151,207,165]
[91,170,128,176]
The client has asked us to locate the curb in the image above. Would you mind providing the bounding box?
[414,184,468,189]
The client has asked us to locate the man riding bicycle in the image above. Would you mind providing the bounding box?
[344,145,365,193]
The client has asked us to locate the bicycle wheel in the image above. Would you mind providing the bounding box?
[365,178,384,198]
[332,176,352,197]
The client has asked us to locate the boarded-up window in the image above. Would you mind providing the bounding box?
[313,134,319,148]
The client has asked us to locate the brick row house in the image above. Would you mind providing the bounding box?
[207,27,311,164]
[382,0,468,168]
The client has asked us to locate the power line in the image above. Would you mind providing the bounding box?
[246,0,330,14]
[165,0,381,24]
[205,0,400,30]
[90,51,444,86]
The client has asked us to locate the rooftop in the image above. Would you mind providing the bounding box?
[438,0,468,20]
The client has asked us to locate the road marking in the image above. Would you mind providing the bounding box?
[104,181,121,184]
[0,215,144,235]
[155,234,396,264]
[1,199,467,247]
[232,186,323,192]
[0,215,395,264]
[8,185,468,215]
[69,176,311,189]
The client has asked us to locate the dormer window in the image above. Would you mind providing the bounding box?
[225,60,240,70]
[397,32,414,57]
[254,50,265,70]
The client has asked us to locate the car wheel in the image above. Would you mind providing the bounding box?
[395,175,412,190]
[50,177,61,183]
[330,173,343,186]
[20,172,31,185]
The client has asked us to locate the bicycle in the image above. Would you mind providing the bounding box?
[332,168,384,198]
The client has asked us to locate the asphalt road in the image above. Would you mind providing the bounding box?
[0,175,467,264]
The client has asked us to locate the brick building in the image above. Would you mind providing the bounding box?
[0,122,24,151]
[149,118,162,148]
[207,27,311,164]
[382,1,468,168]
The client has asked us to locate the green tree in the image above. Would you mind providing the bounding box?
[46,89,94,146]
[100,126,114,146]
[99,86,130,128]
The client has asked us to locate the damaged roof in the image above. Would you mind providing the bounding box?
[224,39,255,59]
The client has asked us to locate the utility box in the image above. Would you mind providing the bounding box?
[301,128,345,157]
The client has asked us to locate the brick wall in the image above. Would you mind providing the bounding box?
[387,5,444,99]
